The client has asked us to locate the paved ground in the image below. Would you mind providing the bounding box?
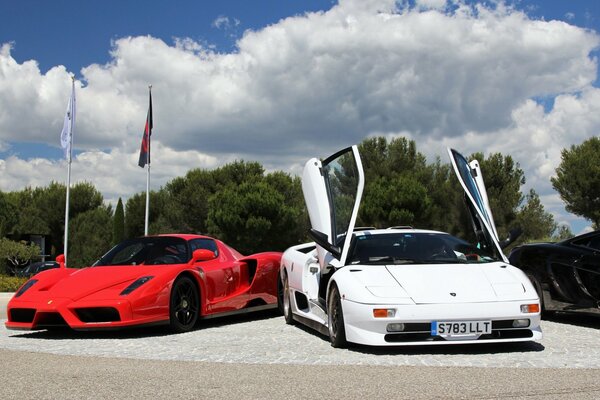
[1,310,600,369]
[2,292,600,399]
[1,348,599,400]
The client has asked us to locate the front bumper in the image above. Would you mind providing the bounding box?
[5,297,168,331]
[342,298,543,346]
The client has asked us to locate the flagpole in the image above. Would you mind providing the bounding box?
[64,158,72,263]
[63,76,75,265]
[144,84,152,236]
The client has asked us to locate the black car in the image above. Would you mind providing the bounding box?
[15,261,59,277]
[509,230,600,315]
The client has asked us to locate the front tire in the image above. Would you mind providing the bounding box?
[327,285,347,348]
[281,272,294,325]
[169,276,199,333]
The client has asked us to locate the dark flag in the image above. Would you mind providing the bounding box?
[138,89,153,167]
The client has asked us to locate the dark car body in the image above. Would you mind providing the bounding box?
[509,231,600,315]
[15,261,59,278]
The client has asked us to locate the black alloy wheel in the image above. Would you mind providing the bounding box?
[170,276,199,333]
[327,285,347,348]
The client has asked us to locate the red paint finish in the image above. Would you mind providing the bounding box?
[5,234,282,332]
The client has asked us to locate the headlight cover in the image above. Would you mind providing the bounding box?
[15,279,38,298]
[120,276,153,296]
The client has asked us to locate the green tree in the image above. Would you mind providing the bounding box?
[0,191,18,237]
[9,181,105,256]
[360,176,431,228]
[68,206,113,268]
[551,137,600,228]
[125,191,169,237]
[0,238,41,275]
[515,189,557,242]
[113,198,125,245]
[470,152,525,240]
[553,225,573,241]
[207,178,304,254]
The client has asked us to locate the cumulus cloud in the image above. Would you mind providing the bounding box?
[0,144,219,205]
[0,0,599,231]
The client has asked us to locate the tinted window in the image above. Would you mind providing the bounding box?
[572,232,600,251]
[189,238,219,256]
[347,232,499,265]
[94,237,190,266]
[322,149,360,245]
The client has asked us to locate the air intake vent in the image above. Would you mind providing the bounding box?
[75,307,120,323]
[10,308,36,323]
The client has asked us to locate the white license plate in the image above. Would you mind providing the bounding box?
[432,320,491,337]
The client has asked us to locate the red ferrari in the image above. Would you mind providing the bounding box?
[5,234,282,333]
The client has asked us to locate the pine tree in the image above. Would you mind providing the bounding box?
[113,198,125,245]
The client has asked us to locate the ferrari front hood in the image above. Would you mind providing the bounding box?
[385,263,526,304]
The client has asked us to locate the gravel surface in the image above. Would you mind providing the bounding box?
[1,311,599,369]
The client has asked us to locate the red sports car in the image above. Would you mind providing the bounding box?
[5,234,282,333]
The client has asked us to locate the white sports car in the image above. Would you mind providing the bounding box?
[280,146,542,347]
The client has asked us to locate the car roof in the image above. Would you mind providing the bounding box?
[154,233,214,240]
[353,228,448,236]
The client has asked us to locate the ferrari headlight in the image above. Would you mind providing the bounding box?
[15,279,38,298]
[120,276,153,296]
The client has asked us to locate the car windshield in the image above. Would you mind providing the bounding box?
[346,232,500,265]
[93,237,190,266]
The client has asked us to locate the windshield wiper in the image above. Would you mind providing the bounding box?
[363,256,418,265]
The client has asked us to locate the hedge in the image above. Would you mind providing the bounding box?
[0,274,27,292]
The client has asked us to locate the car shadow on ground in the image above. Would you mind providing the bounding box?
[8,309,282,340]
[545,312,600,329]
[290,322,545,355]
[349,340,544,356]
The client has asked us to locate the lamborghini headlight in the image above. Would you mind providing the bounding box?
[520,304,540,313]
[120,276,153,296]
[15,279,38,298]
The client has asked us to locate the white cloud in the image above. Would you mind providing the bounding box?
[212,15,240,30]
[415,0,447,11]
[0,144,219,206]
[0,0,599,231]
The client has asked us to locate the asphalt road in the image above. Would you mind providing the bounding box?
[2,292,600,399]
[1,348,599,399]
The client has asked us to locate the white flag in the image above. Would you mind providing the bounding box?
[60,80,76,161]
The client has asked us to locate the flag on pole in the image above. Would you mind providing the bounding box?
[138,88,153,168]
[60,78,76,162]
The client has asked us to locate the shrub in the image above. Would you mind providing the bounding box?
[0,274,27,292]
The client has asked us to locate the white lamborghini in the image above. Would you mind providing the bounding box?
[279,146,542,347]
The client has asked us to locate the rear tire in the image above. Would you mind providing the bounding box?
[327,285,347,348]
[282,272,295,325]
[169,276,199,333]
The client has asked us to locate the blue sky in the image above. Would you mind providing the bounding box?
[3,1,597,81]
[1,1,333,75]
[0,0,599,234]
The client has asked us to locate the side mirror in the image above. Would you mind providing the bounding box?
[308,229,341,259]
[55,254,66,268]
[191,249,216,263]
[500,227,523,249]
